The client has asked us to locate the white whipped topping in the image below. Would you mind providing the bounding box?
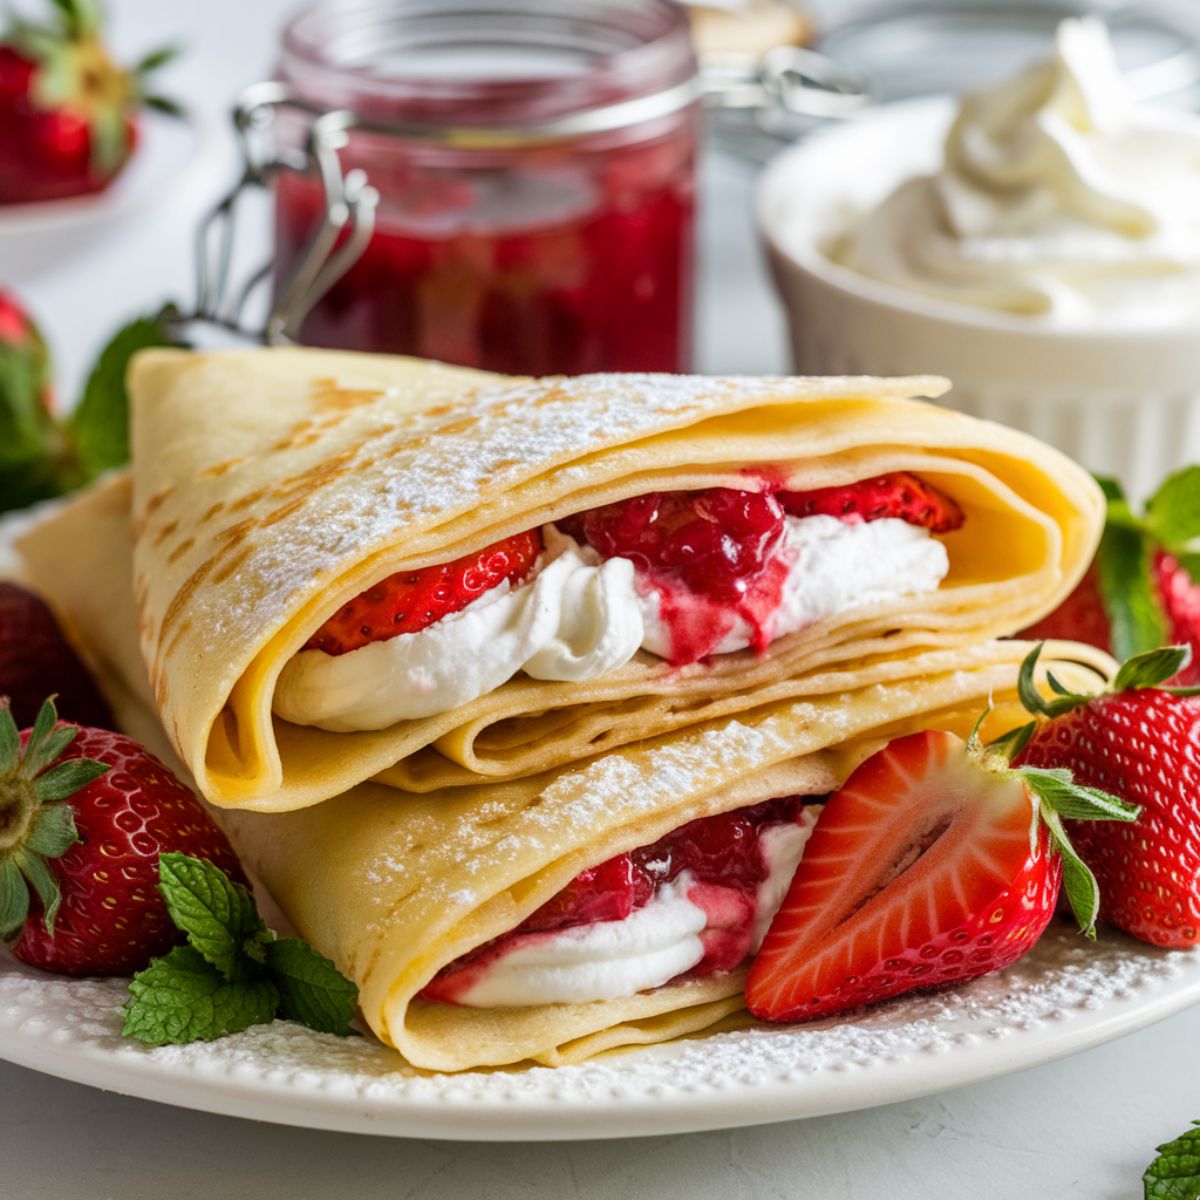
[638,515,949,658]
[276,515,947,731]
[452,806,821,1009]
[273,526,644,732]
[834,18,1200,325]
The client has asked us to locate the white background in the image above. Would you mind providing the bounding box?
[3,2,1200,1196]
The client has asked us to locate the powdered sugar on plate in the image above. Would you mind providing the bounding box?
[0,921,1192,1139]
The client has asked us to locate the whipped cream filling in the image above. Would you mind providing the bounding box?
[273,527,645,732]
[833,18,1200,325]
[274,514,948,732]
[449,807,821,1008]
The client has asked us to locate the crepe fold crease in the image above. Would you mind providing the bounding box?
[26,348,1102,812]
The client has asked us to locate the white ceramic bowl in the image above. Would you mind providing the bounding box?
[756,98,1200,499]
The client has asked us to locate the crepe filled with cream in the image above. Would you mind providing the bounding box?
[24,348,1102,812]
[17,492,1112,1069]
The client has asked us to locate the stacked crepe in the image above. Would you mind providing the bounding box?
[18,348,1111,1070]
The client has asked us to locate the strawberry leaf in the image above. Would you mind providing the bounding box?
[135,45,182,74]
[31,757,108,803]
[157,852,267,982]
[14,848,61,932]
[1096,516,1166,662]
[0,858,29,941]
[0,706,18,776]
[1019,766,1141,823]
[1144,1121,1200,1200]
[141,94,185,117]
[1146,467,1200,556]
[123,945,280,1047]
[1112,646,1193,692]
[1038,807,1101,938]
[18,698,69,778]
[68,312,182,479]
[266,939,359,1036]
[24,803,78,858]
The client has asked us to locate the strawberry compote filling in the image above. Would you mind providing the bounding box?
[421,796,821,1008]
[278,472,962,731]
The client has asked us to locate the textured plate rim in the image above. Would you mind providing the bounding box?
[1,930,1197,1142]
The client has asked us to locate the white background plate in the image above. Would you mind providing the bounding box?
[1,925,1195,1141]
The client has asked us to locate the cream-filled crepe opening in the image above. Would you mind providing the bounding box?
[421,799,822,1008]
[273,478,957,734]
[832,17,1200,325]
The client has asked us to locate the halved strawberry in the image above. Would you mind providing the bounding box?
[777,472,964,533]
[746,723,1136,1024]
[306,529,543,656]
[1014,643,1200,948]
[1020,470,1200,685]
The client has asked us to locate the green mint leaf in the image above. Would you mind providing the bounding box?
[1146,467,1200,555]
[122,945,280,1047]
[31,757,109,803]
[24,803,79,858]
[1112,646,1193,693]
[157,853,266,981]
[0,858,29,941]
[1144,1120,1200,1200]
[1020,766,1141,823]
[67,313,180,481]
[1096,517,1167,662]
[266,939,359,1037]
[1039,808,1101,938]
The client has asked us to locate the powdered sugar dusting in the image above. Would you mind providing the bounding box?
[0,927,1190,1136]
[140,372,792,660]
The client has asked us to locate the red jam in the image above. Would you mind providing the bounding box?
[422,795,813,1004]
[274,139,694,373]
[272,0,698,374]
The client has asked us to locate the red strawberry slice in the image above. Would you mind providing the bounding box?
[746,725,1136,1024]
[306,529,543,656]
[777,472,964,533]
[1,698,243,976]
[1014,644,1200,948]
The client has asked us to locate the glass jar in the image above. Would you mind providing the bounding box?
[270,0,699,374]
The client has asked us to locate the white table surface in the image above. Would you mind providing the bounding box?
[4,2,1199,1196]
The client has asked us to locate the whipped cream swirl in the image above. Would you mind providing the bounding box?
[835,18,1200,324]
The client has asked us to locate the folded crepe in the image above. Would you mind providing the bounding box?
[28,587,1113,1069]
[16,490,1112,1070]
[24,348,1102,812]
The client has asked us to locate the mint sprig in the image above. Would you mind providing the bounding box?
[122,853,359,1046]
[1144,1120,1200,1199]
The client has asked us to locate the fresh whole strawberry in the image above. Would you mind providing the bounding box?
[0,697,242,975]
[1022,469,1200,685]
[307,529,544,656]
[0,0,181,205]
[0,582,113,730]
[777,471,964,533]
[746,720,1137,1024]
[1014,643,1200,948]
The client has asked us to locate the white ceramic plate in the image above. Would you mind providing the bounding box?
[0,110,224,278]
[1,926,1196,1141]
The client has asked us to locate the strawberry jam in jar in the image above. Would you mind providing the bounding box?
[273,0,699,373]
